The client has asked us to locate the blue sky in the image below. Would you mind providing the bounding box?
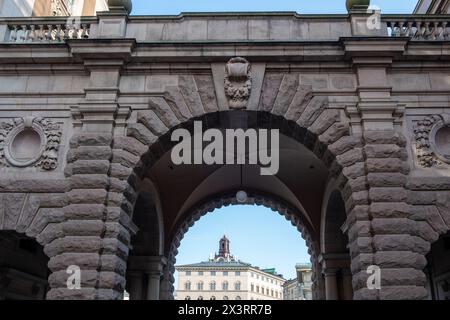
[175,205,310,282]
[131,0,416,15]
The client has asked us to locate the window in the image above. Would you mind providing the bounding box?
[256,286,259,293]
[235,271,241,276]
[210,281,216,291]
[222,281,229,291]
[235,296,241,300]
[185,281,191,290]
[223,271,228,276]
[210,296,216,300]
[198,296,203,300]
[185,296,191,300]
[235,281,241,291]
[211,271,216,276]
[223,296,229,300]
[271,290,274,297]
[251,284,254,292]
[197,282,204,291]
[185,271,191,276]
[198,271,204,276]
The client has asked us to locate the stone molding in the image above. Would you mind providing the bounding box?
[0,117,62,171]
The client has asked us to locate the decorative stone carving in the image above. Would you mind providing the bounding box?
[414,115,450,167]
[0,117,62,170]
[224,57,252,109]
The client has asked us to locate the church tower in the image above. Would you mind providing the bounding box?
[218,235,230,259]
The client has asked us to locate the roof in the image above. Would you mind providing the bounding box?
[176,260,285,280]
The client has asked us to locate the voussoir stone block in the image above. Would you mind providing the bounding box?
[112,149,140,168]
[113,136,148,157]
[336,148,364,168]
[329,135,363,156]
[343,162,366,179]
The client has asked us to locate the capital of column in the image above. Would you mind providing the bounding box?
[128,256,168,274]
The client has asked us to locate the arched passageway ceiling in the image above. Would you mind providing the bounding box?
[145,133,329,240]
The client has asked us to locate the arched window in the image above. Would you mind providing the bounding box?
[235,296,241,300]
[223,296,229,300]
[235,281,241,291]
[222,281,229,291]
[185,296,191,300]
[210,296,216,300]
[210,281,216,291]
[185,281,191,291]
[197,281,204,291]
[198,296,203,300]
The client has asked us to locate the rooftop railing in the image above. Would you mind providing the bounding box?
[1,13,450,43]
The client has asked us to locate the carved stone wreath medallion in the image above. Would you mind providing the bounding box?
[414,114,450,167]
[0,117,62,170]
[224,57,252,110]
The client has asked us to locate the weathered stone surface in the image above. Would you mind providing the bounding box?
[64,204,105,220]
[410,205,449,235]
[45,236,103,257]
[67,146,112,162]
[374,251,427,269]
[407,191,438,205]
[370,202,411,219]
[111,149,140,168]
[272,74,299,115]
[0,179,67,193]
[36,223,64,246]
[364,144,404,159]
[148,97,181,128]
[67,189,108,204]
[194,75,219,113]
[366,158,409,174]
[367,173,406,188]
[164,86,193,120]
[259,73,284,112]
[343,162,366,179]
[336,148,364,168]
[62,220,104,237]
[364,131,407,147]
[127,123,158,146]
[308,109,340,136]
[372,218,415,235]
[297,96,327,128]
[70,133,113,148]
[379,286,428,300]
[373,235,430,254]
[113,136,148,157]
[70,160,111,175]
[329,135,363,156]
[137,110,169,136]
[369,187,407,202]
[178,75,205,117]
[110,163,133,180]
[284,85,312,121]
[47,288,97,300]
[319,122,349,145]
[48,253,100,271]
[70,174,109,189]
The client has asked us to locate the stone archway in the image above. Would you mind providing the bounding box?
[56,64,424,300]
[165,192,320,300]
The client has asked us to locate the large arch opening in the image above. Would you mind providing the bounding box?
[173,204,312,301]
[124,110,352,300]
[0,231,49,300]
[425,231,450,300]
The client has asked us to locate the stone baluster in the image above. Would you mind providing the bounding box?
[37,25,45,41]
[9,25,18,42]
[28,25,36,42]
[19,25,27,42]
[46,25,53,41]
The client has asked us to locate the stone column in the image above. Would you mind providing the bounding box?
[342,268,354,300]
[342,39,428,300]
[128,271,144,300]
[324,269,339,300]
[128,256,167,300]
[45,38,136,300]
